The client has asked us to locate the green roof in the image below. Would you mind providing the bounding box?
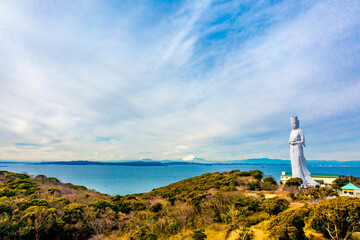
[311,173,338,177]
[282,172,338,177]
[341,183,360,190]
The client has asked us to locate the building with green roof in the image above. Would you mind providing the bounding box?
[280,171,338,186]
[341,183,360,197]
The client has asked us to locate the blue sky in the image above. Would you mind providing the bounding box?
[0,0,359,161]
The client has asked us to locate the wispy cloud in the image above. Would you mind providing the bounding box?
[14,143,42,147]
[0,0,359,161]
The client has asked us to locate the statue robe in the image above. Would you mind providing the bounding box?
[289,128,318,186]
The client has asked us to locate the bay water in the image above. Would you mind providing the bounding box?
[1,163,360,195]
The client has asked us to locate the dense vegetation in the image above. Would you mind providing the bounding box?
[0,170,359,240]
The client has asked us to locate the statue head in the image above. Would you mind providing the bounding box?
[290,115,299,129]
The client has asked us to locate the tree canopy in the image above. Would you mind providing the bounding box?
[310,197,360,240]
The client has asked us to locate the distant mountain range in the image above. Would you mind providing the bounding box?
[1,158,359,166]
[35,160,206,166]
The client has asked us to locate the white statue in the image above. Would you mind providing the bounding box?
[289,116,318,186]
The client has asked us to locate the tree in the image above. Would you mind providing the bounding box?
[247,181,261,191]
[331,178,349,190]
[267,206,310,240]
[285,178,303,187]
[263,176,277,185]
[304,187,338,200]
[310,197,360,240]
[261,197,289,215]
[248,170,263,181]
[263,176,278,190]
[19,206,58,240]
[62,203,86,223]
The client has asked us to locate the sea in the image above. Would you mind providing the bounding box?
[1,163,360,196]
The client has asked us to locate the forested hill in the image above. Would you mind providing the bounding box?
[0,170,359,240]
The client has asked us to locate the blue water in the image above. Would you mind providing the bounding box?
[1,163,360,195]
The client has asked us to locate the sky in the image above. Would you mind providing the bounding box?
[0,0,360,161]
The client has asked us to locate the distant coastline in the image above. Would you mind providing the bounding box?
[1,160,360,195]
[0,158,360,167]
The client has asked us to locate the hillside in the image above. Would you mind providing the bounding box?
[0,170,359,240]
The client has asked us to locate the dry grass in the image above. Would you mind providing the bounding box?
[263,194,277,199]
[34,178,110,204]
[288,201,305,209]
[303,223,327,240]
[250,220,269,240]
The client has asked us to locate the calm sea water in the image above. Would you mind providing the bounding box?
[1,163,360,195]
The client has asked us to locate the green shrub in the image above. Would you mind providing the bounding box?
[247,211,270,225]
[191,229,207,240]
[262,176,278,190]
[132,226,157,240]
[285,178,303,187]
[50,197,70,206]
[168,222,180,234]
[72,185,87,190]
[231,194,260,216]
[304,187,338,200]
[310,197,360,239]
[89,200,113,213]
[131,201,146,211]
[149,203,163,213]
[47,177,60,183]
[19,206,59,240]
[25,187,39,195]
[150,170,263,199]
[267,206,310,240]
[35,174,47,182]
[0,187,16,197]
[191,194,207,213]
[48,187,61,195]
[261,197,289,215]
[331,177,349,189]
[247,181,261,191]
[124,195,137,200]
[263,176,277,185]
[5,172,30,180]
[62,203,86,223]
[248,170,263,180]
[219,186,237,192]
[6,179,37,190]
[17,199,48,211]
[111,195,123,201]
[289,193,296,200]
[113,200,132,214]
[0,202,11,214]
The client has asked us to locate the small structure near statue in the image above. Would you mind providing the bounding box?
[280,171,338,187]
[341,183,360,197]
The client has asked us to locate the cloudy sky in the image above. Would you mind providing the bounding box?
[0,0,359,161]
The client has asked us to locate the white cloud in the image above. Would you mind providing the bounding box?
[0,1,359,161]
[183,154,196,161]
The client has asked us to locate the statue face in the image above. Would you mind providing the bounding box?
[291,121,299,129]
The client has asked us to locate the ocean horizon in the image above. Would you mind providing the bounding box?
[1,162,360,195]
